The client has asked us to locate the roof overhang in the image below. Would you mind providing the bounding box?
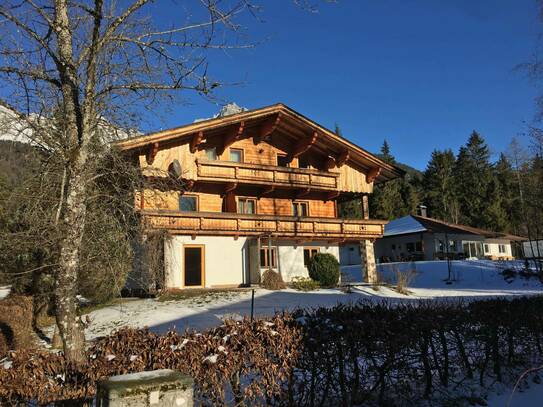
[114,103,404,183]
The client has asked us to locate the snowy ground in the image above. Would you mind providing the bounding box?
[487,379,543,407]
[0,286,10,301]
[77,260,543,340]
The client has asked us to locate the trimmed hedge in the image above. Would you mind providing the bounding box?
[3,296,543,405]
[307,253,340,287]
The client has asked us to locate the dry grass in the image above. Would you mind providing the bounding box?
[395,267,416,295]
[157,288,248,302]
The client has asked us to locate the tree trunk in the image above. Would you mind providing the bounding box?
[55,168,88,364]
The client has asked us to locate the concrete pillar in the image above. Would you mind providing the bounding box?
[360,239,377,283]
[97,369,193,407]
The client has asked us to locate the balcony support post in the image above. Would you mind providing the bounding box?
[360,239,378,284]
[361,195,370,220]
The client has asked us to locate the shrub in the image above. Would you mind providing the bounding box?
[307,253,340,287]
[291,277,320,291]
[261,269,286,290]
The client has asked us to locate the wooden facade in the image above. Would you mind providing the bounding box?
[118,104,403,241]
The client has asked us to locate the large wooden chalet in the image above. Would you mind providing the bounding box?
[116,104,403,289]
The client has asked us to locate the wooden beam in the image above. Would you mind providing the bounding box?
[324,149,349,170]
[336,149,350,167]
[190,131,204,153]
[367,167,381,183]
[259,184,275,198]
[296,187,311,199]
[325,191,340,202]
[225,182,238,194]
[145,142,159,165]
[324,156,336,171]
[255,114,281,144]
[218,121,244,156]
[183,179,195,191]
[287,131,318,163]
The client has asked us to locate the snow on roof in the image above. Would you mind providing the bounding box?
[384,215,426,236]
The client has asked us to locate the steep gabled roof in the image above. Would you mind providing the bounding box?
[114,103,404,183]
[384,214,526,241]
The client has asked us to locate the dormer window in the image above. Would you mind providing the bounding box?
[205,147,217,160]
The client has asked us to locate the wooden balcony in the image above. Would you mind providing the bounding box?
[142,210,385,240]
[195,159,339,190]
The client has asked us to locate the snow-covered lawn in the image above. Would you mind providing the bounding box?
[80,260,543,340]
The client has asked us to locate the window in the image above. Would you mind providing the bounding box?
[205,147,217,160]
[277,154,289,167]
[437,240,444,252]
[260,248,277,268]
[238,197,256,214]
[303,248,319,267]
[449,240,457,251]
[179,195,198,211]
[499,244,506,254]
[298,157,310,168]
[229,148,243,163]
[484,244,490,253]
[416,241,423,252]
[391,244,396,250]
[292,201,309,217]
[406,242,415,253]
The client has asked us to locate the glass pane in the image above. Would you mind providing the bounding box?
[184,247,202,286]
[304,249,310,266]
[260,249,266,267]
[230,149,242,162]
[238,200,244,214]
[180,196,197,211]
[301,203,308,216]
[206,148,217,160]
[271,249,277,267]
[246,200,255,214]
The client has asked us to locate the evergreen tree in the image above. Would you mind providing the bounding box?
[494,153,522,234]
[422,149,457,222]
[453,131,493,228]
[370,141,408,220]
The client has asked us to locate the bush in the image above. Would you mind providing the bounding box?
[261,269,286,290]
[307,253,340,287]
[291,277,320,291]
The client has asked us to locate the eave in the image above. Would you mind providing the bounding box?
[114,103,405,183]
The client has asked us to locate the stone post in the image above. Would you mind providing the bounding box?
[97,369,193,407]
[360,239,377,283]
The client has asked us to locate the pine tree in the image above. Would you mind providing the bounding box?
[423,149,457,222]
[454,131,493,228]
[494,153,521,234]
[370,141,407,220]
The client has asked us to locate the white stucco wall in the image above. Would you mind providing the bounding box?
[276,241,339,282]
[483,241,513,258]
[163,236,341,288]
[164,235,250,289]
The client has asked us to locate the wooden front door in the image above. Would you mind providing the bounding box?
[184,245,204,287]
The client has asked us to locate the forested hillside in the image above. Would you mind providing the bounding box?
[366,131,543,239]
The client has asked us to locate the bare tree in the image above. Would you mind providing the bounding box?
[0,0,268,364]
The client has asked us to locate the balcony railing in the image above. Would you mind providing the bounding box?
[142,210,385,240]
[196,159,339,190]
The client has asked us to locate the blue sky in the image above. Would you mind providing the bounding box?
[151,0,541,170]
